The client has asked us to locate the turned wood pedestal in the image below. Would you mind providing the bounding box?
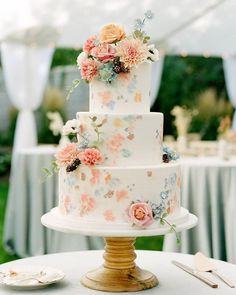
[81,237,158,292]
[41,208,197,292]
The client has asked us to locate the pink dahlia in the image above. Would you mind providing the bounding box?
[79,148,103,166]
[83,35,97,54]
[55,143,81,166]
[116,38,149,68]
[80,59,99,81]
[91,43,116,63]
[127,202,154,228]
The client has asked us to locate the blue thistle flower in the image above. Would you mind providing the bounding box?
[144,10,154,20]
[134,18,144,30]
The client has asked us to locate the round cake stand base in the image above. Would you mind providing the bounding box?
[81,237,158,292]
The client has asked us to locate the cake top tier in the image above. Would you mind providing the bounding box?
[75,11,159,114]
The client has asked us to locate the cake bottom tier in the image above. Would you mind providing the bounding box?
[58,163,181,230]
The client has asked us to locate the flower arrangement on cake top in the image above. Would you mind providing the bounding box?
[76,10,159,84]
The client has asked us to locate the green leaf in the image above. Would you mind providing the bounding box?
[133,30,144,39]
[143,35,150,43]
[66,79,80,100]
[160,219,165,226]
[89,116,97,122]
[161,212,168,219]
[42,167,53,177]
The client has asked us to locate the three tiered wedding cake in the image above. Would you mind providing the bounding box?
[52,15,189,231]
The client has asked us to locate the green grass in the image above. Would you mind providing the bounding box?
[136,236,163,251]
[0,178,19,264]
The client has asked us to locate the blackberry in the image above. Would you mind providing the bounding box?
[120,63,129,73]
[113,64,122,74]
[66,163,77,172]
[66,158,81,172]
[74,158,81,166]
[113,57,120,65]
[162,153,170,163]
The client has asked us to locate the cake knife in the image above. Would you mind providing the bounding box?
[172,260,218,288]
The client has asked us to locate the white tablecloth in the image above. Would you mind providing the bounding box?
[0,250,235,294]
[4,146,103,257]
[164,156,236,263]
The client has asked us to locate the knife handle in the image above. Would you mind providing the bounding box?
[212,270,235,288]
[193,271,218,288]
[172,260,218,288]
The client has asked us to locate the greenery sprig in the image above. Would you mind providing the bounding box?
[66,79,80,100]
[41,161,59,182]
[159,212,180,245]
[89,116,107,147]
[133,10,154,43]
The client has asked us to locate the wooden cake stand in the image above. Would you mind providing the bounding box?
[41,207,197,292]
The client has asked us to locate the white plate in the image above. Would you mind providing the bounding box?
[0,265,65,290]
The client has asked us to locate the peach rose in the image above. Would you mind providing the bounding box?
[128,202,154,228]
[99,23,125,43]
[79,148,103,166]
[91,43,116,63]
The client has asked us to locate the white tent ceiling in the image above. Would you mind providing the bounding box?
[0,0,235,56]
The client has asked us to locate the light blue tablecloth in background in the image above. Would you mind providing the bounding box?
[4,146,103,257]
[164,156,236,263]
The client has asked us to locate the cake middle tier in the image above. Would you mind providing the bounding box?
[76,112,163,166]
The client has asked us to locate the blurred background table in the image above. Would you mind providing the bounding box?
[0,250,236,294]
[164,156,236,263]
[3,145,103,258]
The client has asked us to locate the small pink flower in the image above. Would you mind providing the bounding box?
[104,210,116,222]
[127,202,154,228]
[91,43,116,63]
[98,91,112,105]
[116,190,128,202]
[116,38,149,68]
[79,148,103,166]
[81,59,99,81]
[90,169,100,185]
[55,143,80,166]
[106,133,125,153]
[80,194,95,215]
[83,35,97,53]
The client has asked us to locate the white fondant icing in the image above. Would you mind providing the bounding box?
[58,163,181,228]
[76,112,163,166]
[56,55,183,231]
[89,63,152,114]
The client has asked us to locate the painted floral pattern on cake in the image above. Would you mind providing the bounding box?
[59,165,181,229]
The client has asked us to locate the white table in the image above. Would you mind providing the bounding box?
[0,250,235,294]
[164,156,236,264]
[4,146,103,257]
